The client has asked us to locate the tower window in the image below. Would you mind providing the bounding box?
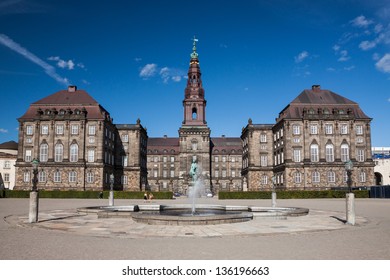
[192,107,197,120]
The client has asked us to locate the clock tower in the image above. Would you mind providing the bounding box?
[178,37,211,192]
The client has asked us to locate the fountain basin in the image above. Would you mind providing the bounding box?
[77,204,309,225]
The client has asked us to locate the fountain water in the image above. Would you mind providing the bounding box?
[188,159,204,215]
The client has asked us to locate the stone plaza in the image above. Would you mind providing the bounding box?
[1,197,390,259]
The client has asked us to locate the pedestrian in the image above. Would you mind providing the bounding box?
[144,192,148,201]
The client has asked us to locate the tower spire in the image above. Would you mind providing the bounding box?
[191,36,199,59]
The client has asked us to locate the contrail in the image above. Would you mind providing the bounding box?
[0,33,69,85]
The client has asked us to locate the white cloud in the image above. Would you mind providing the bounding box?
[134,57,142,62]
[350,15,373,28]
[48,56,76,70]
[139,63,157,78]
[171,76,182,82]
[344,65,355,71]
[0,34,69,85]
[338,50,350,62]
[0,128,8,133]
[140,64,184,83]
[294,51,309,63]
[376,53,390,73]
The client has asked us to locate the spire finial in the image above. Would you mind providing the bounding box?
[191,36,199,59]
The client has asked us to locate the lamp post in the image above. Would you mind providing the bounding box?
[271,175,277,208]
[29,158,39,223]
[345,160,355,225]
[109,173,114,206]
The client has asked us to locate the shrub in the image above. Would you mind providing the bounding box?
[218,190,369,199]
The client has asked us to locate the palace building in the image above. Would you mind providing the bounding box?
[14,40,375,192]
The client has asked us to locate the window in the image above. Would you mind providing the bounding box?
[163,156,167,163]
[357,149,365,162]
[25,149,32,162]
[231,170,236,177]
[122,134,128,142]
[261,175,268,185]
[293,149,301,162]
[293,138,300,143]
[325,124,333,135]
[294,172,302,183]
[26,137,32,144]
[54,171,61,183]
[23,171,30,183]
[356,125,363,135]
[39,143,48,162]
[4,161,11,169]
[121,175,128,185]
[222,156,226,162]
[56,125,64,135]
[260,134,267,143]
[69,171,77,182]
[89,137,95,144]
[154,156,158,163]
[342,171,348,183]
[54,144,63,162]
[153,170,158,178]
[26,125,33,135]
[41,125,48,135]
[87,172,94,183]
[88,125,96,135]
[222,170,227,178]
[215,170,219,178]
[310,144,319,162]
[340,124,348,135]
[260,155,268,167]
[292,125,300,135]
[327,171,336,183]
[192,141,198,151]
[170,170,175,177]
[4,173,10,182]
[88,150,95,163]
[359,171,366,183]
[71,125,79,135]
[310,125,318,135]
[121,155,127,166]
[38,171,46,182]
[312,171,320,183]
[325,144,334,162]
[341,144,349,162]
[215,156,219,163]
[70,143,78,162]
[170,156,175,163]
[163,170,167,178]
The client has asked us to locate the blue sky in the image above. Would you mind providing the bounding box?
[0,0,389,147]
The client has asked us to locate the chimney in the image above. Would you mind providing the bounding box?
[164,135,167,138]
[312,85,321,91]
[68,85,77,92]
[221,135,225,138]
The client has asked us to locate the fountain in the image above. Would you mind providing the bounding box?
[78,160,309,225]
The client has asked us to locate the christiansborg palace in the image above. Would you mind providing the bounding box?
[13,42,375,193]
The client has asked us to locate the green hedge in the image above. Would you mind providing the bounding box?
[0,190,173,199]
[218,190,370,199]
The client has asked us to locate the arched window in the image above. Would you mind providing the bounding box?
[192,107,197,120]
[341,143,349,162]
[325,144,334,162]
[69,171,77,182]
[294,172,302,183]
[54,143,63,162]
[70,143,78,162]
[327,171,336,183]
[310,144,319,162]
[312,171,320,183]
[39,143,48,162]
[87,172,94,183]
[38,170,47,182]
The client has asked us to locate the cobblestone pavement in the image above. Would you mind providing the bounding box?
[1,198,390,259]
